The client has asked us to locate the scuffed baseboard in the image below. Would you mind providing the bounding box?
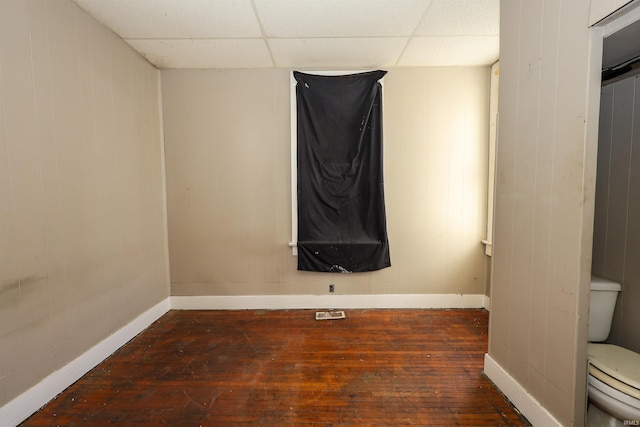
[484,353,562,427]
[0,299,170,427]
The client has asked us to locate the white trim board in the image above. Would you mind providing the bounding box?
[0,299,170,427]
[1,294,488,426]
[170,293,487,310]
[484,353,562,427]
[157,70,173,295]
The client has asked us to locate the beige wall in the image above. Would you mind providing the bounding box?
[489,0,600,425]
[593,75,640,353]
[162,67,491,297]
[0,0,169,407]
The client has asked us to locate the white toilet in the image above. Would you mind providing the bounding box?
[587,275,640,426]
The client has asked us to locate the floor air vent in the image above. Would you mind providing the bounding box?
[315,311,346,320]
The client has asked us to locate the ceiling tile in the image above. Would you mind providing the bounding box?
[269,38,408,69]
[416,0,499,36]
[397,36,499,66]
[73,0,262,38]
[71,0,500,69]
[126,39,273,69]
[254,0,431,37]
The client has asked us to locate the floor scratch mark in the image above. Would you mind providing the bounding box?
[183,390,205,409]
[243,331,258,355]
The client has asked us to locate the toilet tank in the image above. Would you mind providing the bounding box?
[589,275,621,342]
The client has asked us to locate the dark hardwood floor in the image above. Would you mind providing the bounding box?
[21,309,530,426]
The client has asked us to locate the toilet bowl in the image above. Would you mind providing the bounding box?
[587,343,640,423]
[587,275,640,426]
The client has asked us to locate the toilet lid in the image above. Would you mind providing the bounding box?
[589,364,640,399]
[588,344,640,395]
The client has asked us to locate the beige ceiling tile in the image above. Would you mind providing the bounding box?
[71,0,502,69]
[269,37,407,69]
[126,39,273,69]
[254,0,431,37]
[73,0,262,38]
[397,36,499,66]
[416,0,499,36]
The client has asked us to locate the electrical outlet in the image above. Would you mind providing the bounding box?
[329,284,335,293]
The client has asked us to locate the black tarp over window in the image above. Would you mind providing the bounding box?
[294,70,391,273]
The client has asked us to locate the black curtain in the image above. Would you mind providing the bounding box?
[294,70,391,273]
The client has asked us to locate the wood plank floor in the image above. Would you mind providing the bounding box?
[21,309,531,426]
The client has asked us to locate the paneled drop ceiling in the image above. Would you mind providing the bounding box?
[71,0,500,70]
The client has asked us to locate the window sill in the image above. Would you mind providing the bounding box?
[482,240,492,256]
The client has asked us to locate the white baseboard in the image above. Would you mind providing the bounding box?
[484,353,562,427]
[170,293,487,310]
[0,299,170,427]
[1,294,488,427]
[484,295,491,311]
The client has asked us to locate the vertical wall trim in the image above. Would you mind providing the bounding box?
[483,61,500,257]
[157,70,171,294]
[576,24,606,425]
[289,72,298,255]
